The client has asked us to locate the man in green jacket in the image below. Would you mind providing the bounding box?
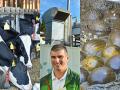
[40,44,80,90]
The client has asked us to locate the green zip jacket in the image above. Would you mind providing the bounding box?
[40,68,80,90]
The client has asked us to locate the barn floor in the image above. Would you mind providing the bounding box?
[1,58,40,90]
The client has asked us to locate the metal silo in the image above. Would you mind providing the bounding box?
[42,7,71,45]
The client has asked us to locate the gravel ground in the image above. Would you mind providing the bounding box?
[0,58,40,90]
[81,73,120,90]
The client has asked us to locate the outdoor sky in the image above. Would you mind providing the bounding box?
[40,0,80,21]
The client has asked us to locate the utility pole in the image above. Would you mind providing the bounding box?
[66,0,72,46]
[67,0,70,11]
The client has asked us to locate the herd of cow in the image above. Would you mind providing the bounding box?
[0,18,34,89]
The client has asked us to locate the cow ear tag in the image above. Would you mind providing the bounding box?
[10,42,15,50]
[36,16,39,21]
[12,59,16,67]
[4,22,10,30]
[36,43,40,52]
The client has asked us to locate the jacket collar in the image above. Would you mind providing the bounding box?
[46,68,72,90]
[44,73,52,90]
[64,68,73,87]
[52,68,68,81]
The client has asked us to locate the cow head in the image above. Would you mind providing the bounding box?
[16,34,32,68]
[0,60,32,90]
[9,60,32,90]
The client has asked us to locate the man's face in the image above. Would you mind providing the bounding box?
[50,49,69,72]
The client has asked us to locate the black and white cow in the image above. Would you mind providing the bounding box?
[0,35,32,89]
[0,26,33,68]
[16,34,33,68]
[9,60,32,90]
[1,62,32,90]
[0,18,34,89]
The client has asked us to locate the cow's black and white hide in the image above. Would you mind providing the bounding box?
[0,26,32,68]
[0,24,19,42]
[9,59,32,90]
[1,60,32,90]
[15,34,32,68]
[0,35,32,89]
[0,35,14,67]
[0,17,33,68]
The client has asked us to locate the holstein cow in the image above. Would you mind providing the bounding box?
[15,34,33,68]
[0,35,32,89]
[9,59,32,90]
[0,26,33,68]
